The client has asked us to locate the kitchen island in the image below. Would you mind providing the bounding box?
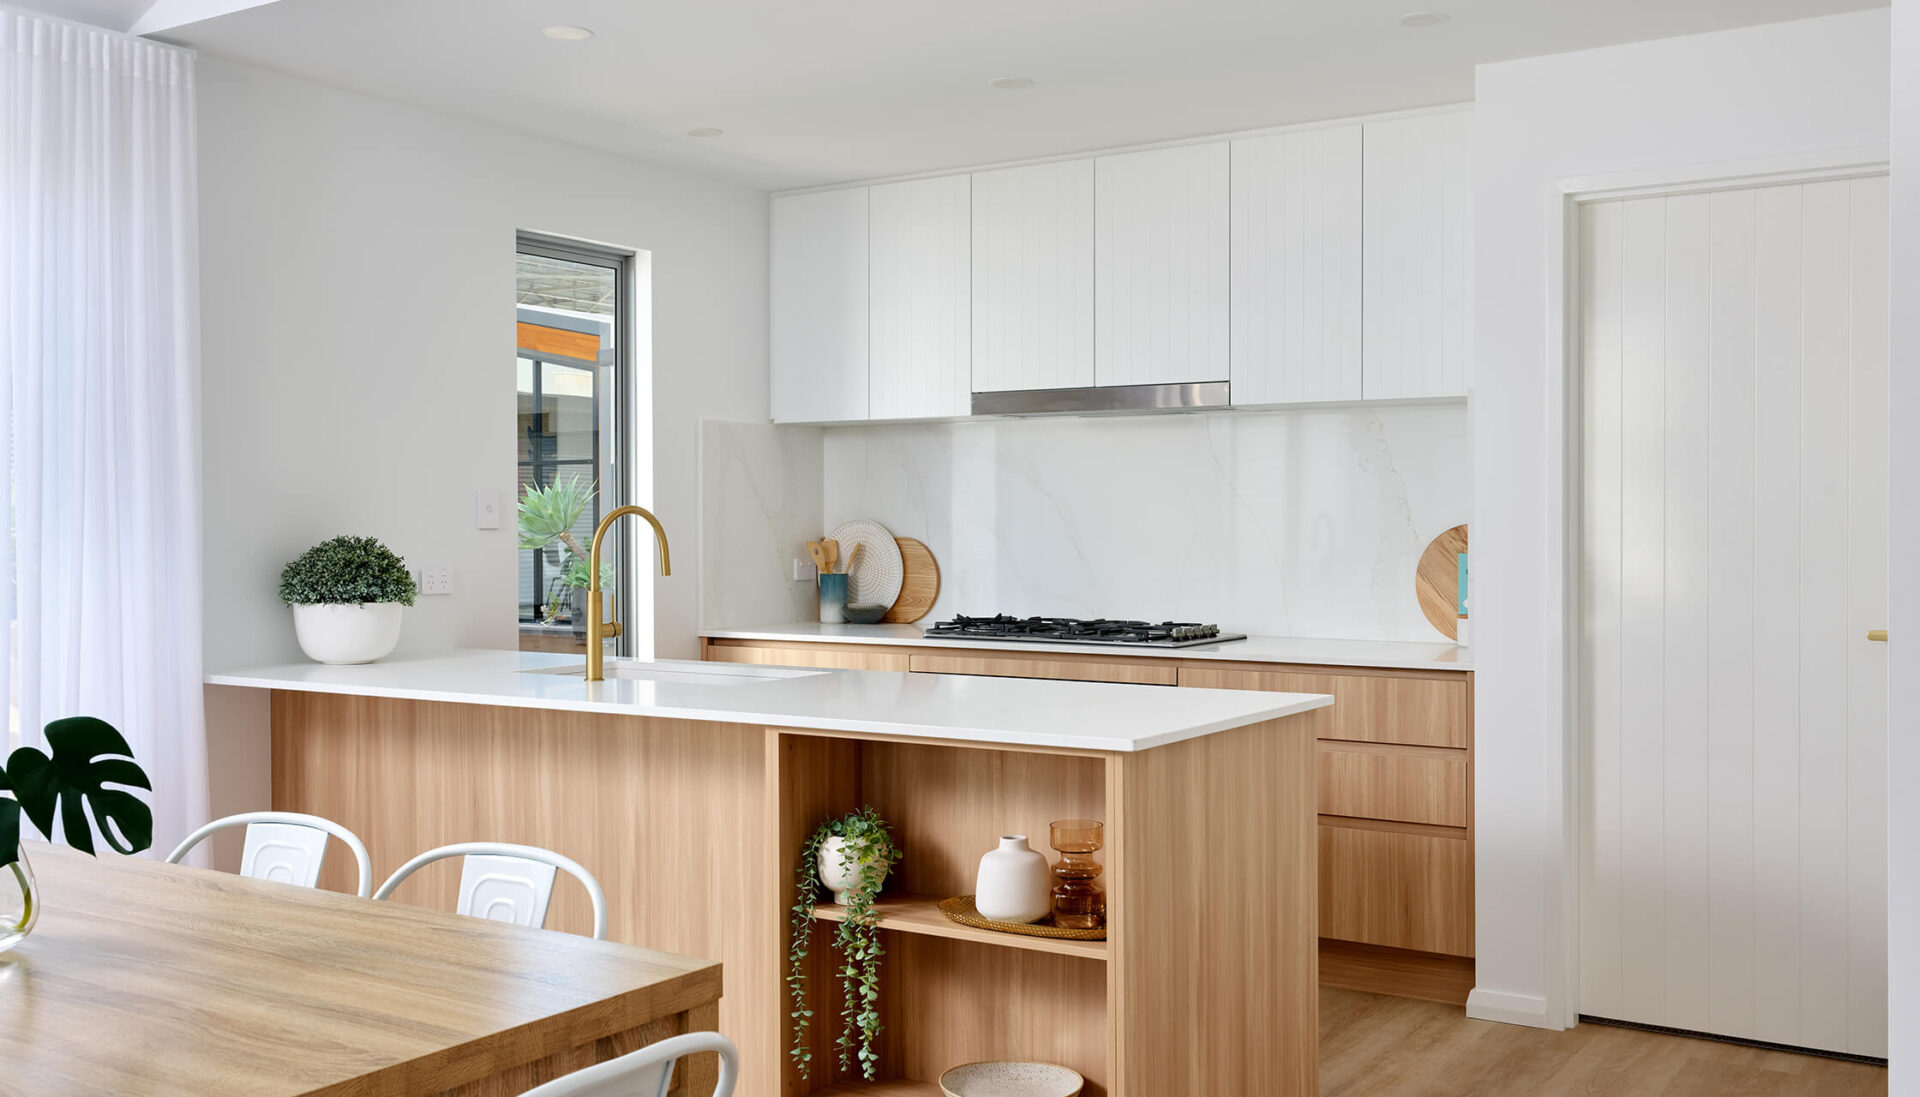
[209,650,1333,1097]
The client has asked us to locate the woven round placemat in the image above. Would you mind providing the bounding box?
[937,895,1107,941]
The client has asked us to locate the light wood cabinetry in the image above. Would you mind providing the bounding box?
[869,175,972,419]
[970,159,1095,394]
[771,187,869,423]
[1229,124,1364,404]
[906,649,1178,685]
[706,639,1477,992]
[1361,109,1474,399]
[1180,662,1468,748]
[1318,819,1473,956]
[1093,142,1231,386]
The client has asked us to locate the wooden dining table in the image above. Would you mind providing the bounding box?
[0,844,723,1097]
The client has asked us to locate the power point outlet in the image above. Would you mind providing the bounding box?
[792,558,817,583]
[418,566,454,596]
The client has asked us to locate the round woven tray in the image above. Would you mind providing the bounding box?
[937,895,1107,941]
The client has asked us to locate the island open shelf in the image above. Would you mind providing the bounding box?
[810,894,1108,961]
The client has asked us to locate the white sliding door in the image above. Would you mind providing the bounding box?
[1578,174,1888,1057]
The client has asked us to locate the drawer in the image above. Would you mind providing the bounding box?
[703,641,910,672]
[1316,742,1468,827]
[908,651,1177,686]
[1318,820,1473,956]
[1180,665,1467,747]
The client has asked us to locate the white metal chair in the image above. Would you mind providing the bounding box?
[371,841,609,939]
[165,811,375,898]
[517,1032,738,1097]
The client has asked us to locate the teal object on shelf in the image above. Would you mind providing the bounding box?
[1456,552,1469,617]
[818,572,848,624]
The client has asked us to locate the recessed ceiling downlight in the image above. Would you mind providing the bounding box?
[1398,11,1450,27]
[687,127,724,138]
[542,25,595,41]
[989,76,1035,90]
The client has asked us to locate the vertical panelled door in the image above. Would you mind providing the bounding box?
[1577,174,1889,1057]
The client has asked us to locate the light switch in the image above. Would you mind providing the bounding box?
[476,489,502,529]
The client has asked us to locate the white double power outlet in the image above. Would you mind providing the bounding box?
[417,566,454,596]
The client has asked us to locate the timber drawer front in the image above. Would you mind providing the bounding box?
[1179,665,1467,747]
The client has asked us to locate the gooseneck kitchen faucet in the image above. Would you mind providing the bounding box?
[584,505,671,681]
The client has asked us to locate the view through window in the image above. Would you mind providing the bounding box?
[515,237,630,654]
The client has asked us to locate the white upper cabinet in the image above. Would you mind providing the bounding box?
[971,160,1095,393]
[869,175,972,419]
[1362,110,1474,399]
[771,187,870,423]
[1229,125,1364,405]
[1094,143,1230,387]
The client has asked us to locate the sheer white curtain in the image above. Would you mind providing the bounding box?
[0,13,207,858]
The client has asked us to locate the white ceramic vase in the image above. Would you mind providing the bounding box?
[291,602,404,665]
[974,834,1051,924]
[817,835,887,905]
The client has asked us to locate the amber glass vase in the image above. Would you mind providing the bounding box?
[1048,819,1105,930]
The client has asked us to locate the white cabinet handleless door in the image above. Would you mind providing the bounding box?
[971,159,1095,394]
[1229,125,1363,405]
[1094,142,1230,387]
[1362,110,1473,400]
[869,175,971,419]
[771,187,869,423]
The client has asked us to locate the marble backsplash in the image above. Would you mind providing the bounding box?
[820,404,1471,642]
[701,404,1471,641]
[699,419,824,630]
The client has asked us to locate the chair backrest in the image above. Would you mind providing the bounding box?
[517,1032,738,1097]
[165,811,374,898]
[371,841,608,939]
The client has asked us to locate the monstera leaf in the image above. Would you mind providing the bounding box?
[2,717,152,863]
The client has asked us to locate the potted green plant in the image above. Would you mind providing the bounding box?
[279,535,418,664]
[520,478,609,639]
[1,716,154,952]
[787,806,902,1082]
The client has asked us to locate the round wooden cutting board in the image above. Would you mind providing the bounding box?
[882,538,941,623]
[1416,524,1468,640]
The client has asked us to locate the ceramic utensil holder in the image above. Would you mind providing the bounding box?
[818,572,848,624]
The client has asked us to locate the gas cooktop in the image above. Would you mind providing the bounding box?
[922,615,1247,649]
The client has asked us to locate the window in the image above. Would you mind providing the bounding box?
[515,235,634,654]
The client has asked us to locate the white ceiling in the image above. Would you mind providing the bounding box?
[39,0,1887,189]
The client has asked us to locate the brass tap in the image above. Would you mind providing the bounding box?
[585,505,671,681]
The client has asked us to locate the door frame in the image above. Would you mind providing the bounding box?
[1548,144,1889,1029]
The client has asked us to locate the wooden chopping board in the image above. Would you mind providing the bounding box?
[1416,525,1468,640]
[882,538,940,623]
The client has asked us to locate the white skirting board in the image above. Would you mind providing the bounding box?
[1466,987,1560,1029]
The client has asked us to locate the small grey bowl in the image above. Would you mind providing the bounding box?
[843,602,890,624]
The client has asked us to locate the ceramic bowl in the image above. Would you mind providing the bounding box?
[843,602,890,624]
[939,1061,1085,1097]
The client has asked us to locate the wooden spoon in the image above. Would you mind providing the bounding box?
[806,541,829,575]
[822,540,840,574]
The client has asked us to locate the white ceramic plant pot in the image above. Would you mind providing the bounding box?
[291,602,404,665]
[974,834,1052,924]
[817,835,888,905]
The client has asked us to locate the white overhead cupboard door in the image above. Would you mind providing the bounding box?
[971,159,1095,394]
[869,175,971,420]
[1577,175,1889,1057]
[1228,125,1363,405]
[1362,111,1472,399]
[771,187,869,423]
[1094,143,1230,387]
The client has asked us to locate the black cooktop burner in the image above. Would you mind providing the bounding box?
[923,615,1247,649]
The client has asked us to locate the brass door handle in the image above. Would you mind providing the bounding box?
[1868,629,1889,642]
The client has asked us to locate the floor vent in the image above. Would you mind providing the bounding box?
[1577,1015,1887,1067]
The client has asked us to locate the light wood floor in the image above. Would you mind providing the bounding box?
[1321,988,1888,1097]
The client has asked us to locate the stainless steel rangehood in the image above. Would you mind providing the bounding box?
[970,381,1229,417]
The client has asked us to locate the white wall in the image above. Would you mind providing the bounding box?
[1473,10,1891,1028]
[198,57,768,670]
[700,420,824,629]
[810,405,1471,640]
[197,58,769,841]
[1888,0,1917,1085]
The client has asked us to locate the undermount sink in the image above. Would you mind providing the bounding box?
[523,660,827,686]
